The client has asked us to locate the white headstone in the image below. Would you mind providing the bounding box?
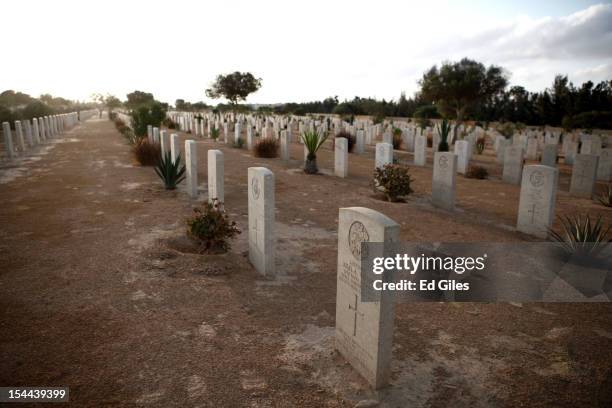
[564,141,578,165]
[454,140,469,175]
[280,130,289,161]
[170,134,180,164]
[248,167,275,276]
[355,130,365,154]
[2,122,14,158]
[596,148,612,182]
[502,146,524,185]
[207,150,224,204]
[414,135,426,166]
[375,143,393,169]
[335,207,398,389]
[569,154,598,198]
[14,121,25,152]
[185,140,198,198]
[32,118,40,145]
[517,165,558,238]
[160,130,169,157]
[335,137,348,178]
[432,152,457,211]
[541,145,557,167]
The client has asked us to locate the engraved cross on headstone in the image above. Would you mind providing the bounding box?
[348,294,364,336]
[528,203,538,224]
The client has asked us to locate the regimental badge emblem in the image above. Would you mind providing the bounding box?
[348,221,369,261]
[252,177,260,200]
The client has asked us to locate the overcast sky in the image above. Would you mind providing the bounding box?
[1,0,611,105]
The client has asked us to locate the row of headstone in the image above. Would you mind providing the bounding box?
[2,112,87,159]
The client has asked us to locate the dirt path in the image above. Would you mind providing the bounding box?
[0,118,611,407]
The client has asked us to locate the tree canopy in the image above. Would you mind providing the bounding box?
[419,58,508,124]
[205,72,262,105]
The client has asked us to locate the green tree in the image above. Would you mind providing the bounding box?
[104,95,122,113]
[419,58,508,135]
[130,102,167,137]
[205,71,262,107]
[126,91,155,109]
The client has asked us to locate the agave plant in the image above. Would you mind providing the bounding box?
[549,215,611,259]
[436,119,451,152]
[155,151,186,190]
[301,130,328,174]
[598,183,612,207]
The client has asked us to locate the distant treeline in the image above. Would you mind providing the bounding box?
[0,90,95,128]
[269,76,612,130]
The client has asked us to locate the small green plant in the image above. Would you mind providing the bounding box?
[392,127,402,137]
[465,165,488,179]
[373,164,414,202]
[335,131,356,153]
[154,151,186,190]
[549,215,611,259]
[186,199,241,253]
[436,119,451,152]
[598,183,612,207]
[132,138,161,166]
[211,127,220,141]
[476,137,485,154]
[253,138,279,158]
[302,130,328,174]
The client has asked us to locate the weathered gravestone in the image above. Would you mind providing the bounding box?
[597,148,612,182]
[502,146,524,185]
[569,154,599,198]
[335,207,398,389]
[541,144,557,167]
[248,167,275,276]
[24,120,33,146]
[517,165,558,238]
[375,143,393,169]
[207,150,224,203]
[414,135,426,166]
[147,125,153,141]
[432,152,457,211]
[185,140,198,198]
[454,140,469,174]
[2,122,14,158]
[335,137,348,178]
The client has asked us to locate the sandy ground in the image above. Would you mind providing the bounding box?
[0,117,611,407]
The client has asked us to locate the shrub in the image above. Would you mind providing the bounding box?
[598,184,612,207]
[186,199,241,253]
[130,101,167,137]
[476,137,485,154]
[374,164,414,202]
[465,165,488,179]
[335,131,355,153]
[154,151,186,189]
[253,138,279,158]
[163,117,179,129]
[549,215,611,259]
[211,127,220,140]
[132,138,161,166]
